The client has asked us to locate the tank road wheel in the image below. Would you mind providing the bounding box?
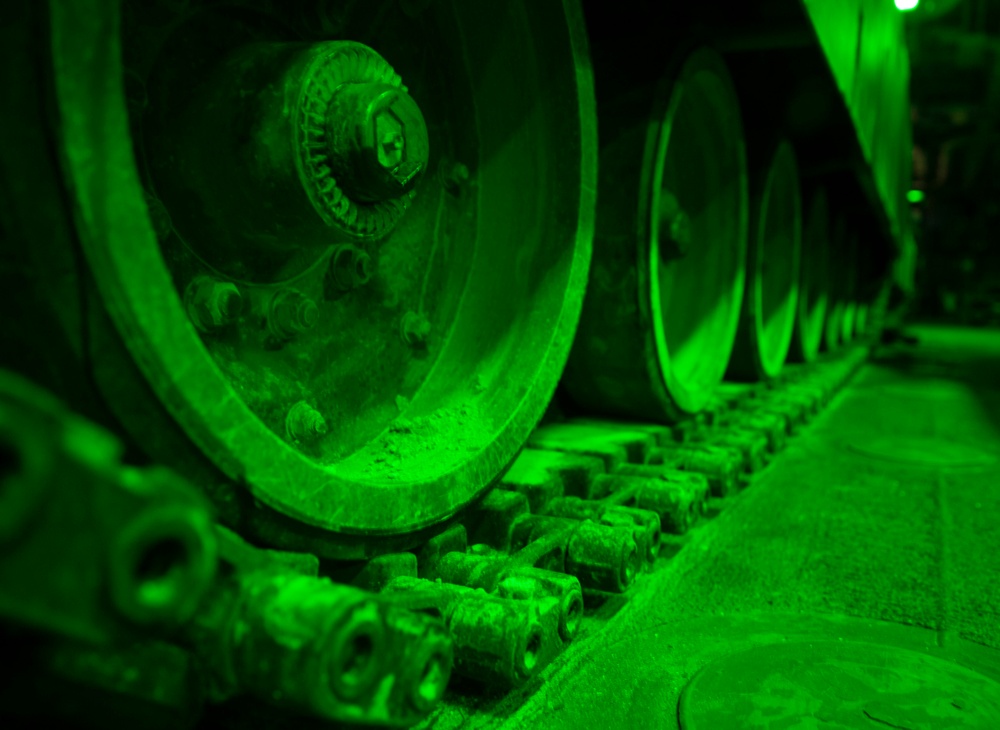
[562,47,749,421]
[726,140,802,381]
[789,188,831,363]
[42,0,596,558]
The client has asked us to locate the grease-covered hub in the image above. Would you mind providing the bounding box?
[145,34,429,282]
[324,77,429,204]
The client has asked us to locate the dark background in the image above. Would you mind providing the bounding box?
[908,0,1000,324]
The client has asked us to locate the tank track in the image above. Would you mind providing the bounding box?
[0,341,872,727]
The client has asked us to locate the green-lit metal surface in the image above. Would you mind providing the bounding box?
[0,0,930,725]
[803,0,863,103]
[801,0,912,251]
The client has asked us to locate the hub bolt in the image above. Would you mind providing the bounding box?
[185,276,243,333]
[400,311,431,347]
[286,401,328,444]
[268,291,319,339]
[327,245,374,292]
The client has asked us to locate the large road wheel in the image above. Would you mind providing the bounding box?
[4,0,596,558]
[726,140,802,381]
[562,47,748,421]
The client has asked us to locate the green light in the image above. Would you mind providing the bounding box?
[895,0,919,10]
[907,189,924,203]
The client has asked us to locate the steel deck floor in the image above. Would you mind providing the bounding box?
[427,325,1000,729]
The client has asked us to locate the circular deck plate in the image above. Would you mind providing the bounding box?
[679,639,1000,729]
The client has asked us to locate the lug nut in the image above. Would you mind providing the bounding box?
[401,311,431,347]
[185,276,243,333]
[286,401,328,444]
[328,245,374,292]
[268,290,319,339]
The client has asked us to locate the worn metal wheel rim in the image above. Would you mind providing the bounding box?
[49,0,595,549]
[753,142,801,378]
[646,48,748,413]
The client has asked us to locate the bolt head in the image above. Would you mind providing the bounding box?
[375,111,405,170]
[186,277,242,332]
[401,311,431,347]
[329,245,374,292]
[286,400,328,444]
[308,411,329,436]
[362,89,429,195]
[220,289,243,319]
[352,250,373,286]
[298,298,319,329]
[269,291,319,339]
